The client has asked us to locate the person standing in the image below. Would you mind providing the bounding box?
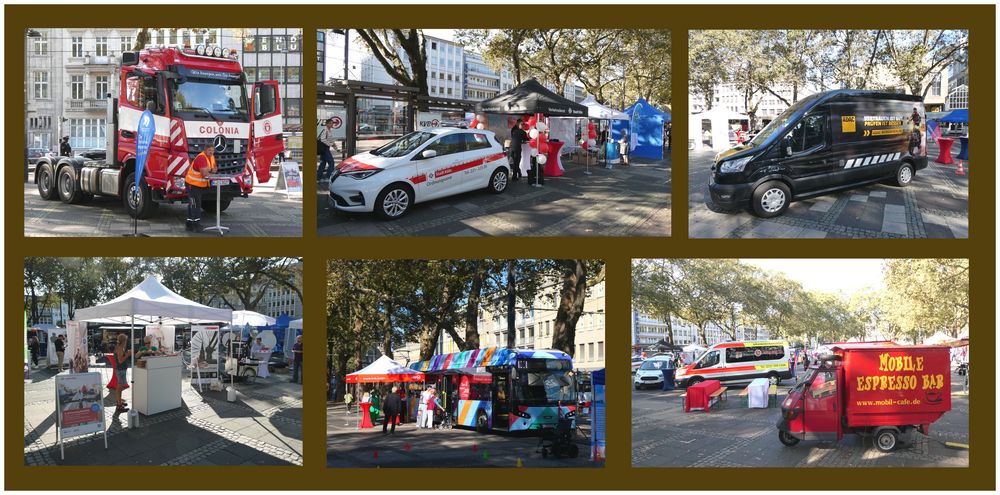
[184,142,216,232]
[59,136,72,157]
[54,334,66,371]
[417,385,431,428]
[509,119,527,181]
[666,122,672,151]
[113,334,132,414]
[619,129,631,167]
[317,118,341,183]
[421,386,437,429]
[291,335,303,384]
[28,336,40,368]
[382,386,402,435]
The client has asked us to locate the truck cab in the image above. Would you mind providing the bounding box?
[35,44,284,219]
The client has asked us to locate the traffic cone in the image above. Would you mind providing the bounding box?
[373,450,378,460]
[482,449,489,460]
[404,441,411,451]
[516,457,524,467]
[956,161,966,175]
[471,442,477,452]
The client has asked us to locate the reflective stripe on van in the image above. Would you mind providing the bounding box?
[844,152,902,168]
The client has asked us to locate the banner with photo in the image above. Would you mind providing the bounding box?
[145,325,176,354]
[190,325,220,385]
[65,321,89,374]
[55,372,105,438]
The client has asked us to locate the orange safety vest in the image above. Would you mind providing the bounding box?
[185,152,216,188]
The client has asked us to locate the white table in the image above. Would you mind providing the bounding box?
[133,355,182,415]
[252,351,272,378]
[747,377,770,409]
[203,174,237,236]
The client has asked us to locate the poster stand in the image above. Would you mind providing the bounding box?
[275,161,302,199]
[54,372,108,460]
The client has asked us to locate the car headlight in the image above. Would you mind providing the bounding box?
[342,169,382,180]
[718,155,753,173]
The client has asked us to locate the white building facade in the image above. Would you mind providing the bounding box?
[632,310,772,349]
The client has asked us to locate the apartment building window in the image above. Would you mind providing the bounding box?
[289,33,300,51]
[69,118,106,148]
[272,67,284,83]
[431,41,437,50]
[598,342,604,359]
[274,35,287,52]
[33,33,48,55]
[72,37,84,57]
[578,344,585,360]
[258,67,272,80]
[71,76,85,100]
[95,76,109,99]
[259,35,271,52]
[287,67,300,83]
[589,343,595,361]
[95,37,109,56]
[120,36,132,53]
[33,72,49,99]
[930,74,942,97]
[244,67,257,82]
[447,88,453,96]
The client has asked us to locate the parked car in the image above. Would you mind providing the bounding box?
[710,89,928,217]
[631,357,644,374]
[27,148,49,164]
[633,356,675,390]
[328,127,509,219]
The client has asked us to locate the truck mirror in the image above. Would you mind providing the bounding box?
[121,52,139,66]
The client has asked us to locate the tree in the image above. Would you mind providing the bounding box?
[882,259,969,342]
[550,260,605,357]
[24,257,60,325]
[354,29,430,95]
[631,259,682,346]
[883,30,967,97]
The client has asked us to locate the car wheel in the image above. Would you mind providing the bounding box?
[374,184,413,220]
[874,428,898,452]
[894,163,914,187]
[488,167,508,194]
[767,372,781,386]
[37,163,57,200]
[751,180,790,218]
[123,171,158,219]
[57,166,84,204]
[778,430,800,447]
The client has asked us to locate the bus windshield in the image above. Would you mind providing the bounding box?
[170,79,249,122]
[515,369,576,406]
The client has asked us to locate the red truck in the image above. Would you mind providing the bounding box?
[777,342,951,452]
[35,44,284,218]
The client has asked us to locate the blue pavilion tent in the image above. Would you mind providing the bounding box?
[611,98,671,160]
[939,108,968,124]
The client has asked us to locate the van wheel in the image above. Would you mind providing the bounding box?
[751,181,790,217]
[475,410,489,434]
[687,377,704,387]
[488,167,509,194]
[874,428,898,452]
[57,166,84,204]
[374,184,413,220]
[124,172,158,219]
[37,164,57,200]
[767,372,781,386]
[894,163,914,187]
[778,430,800,447]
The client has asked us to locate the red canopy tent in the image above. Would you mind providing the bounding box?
[346,355,425,383]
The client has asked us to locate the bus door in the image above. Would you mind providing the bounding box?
[492,371,511,430]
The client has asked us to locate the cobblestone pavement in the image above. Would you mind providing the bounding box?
[317,155,670,237]
[327,403,603,468]
[688,142,968,238]
[24,361,302,466]
[23,169,302,237]
[631,370,969,468]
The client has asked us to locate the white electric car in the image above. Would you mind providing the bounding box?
[328,127,510,219]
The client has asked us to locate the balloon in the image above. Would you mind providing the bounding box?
[529,129,539,139]
[538,141,550,154]
[530,148,538,156]
[535,121,548,132]
[476,123,485,130]
[581,141,589,150]
[588,130,598,139]
[587,121,595,131]
[588,138,597,147]
[529,138,538,147]
[537,154,547,165]
[527,116,538,127]
[469,119,479,129]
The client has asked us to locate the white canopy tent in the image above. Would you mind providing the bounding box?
[346,355,425,384]
[75,276,233,398]
[580,96,629,120]
[289,318,303,330]
[689,107,751,151]
[682,343,707,353]
[231,310,276,327]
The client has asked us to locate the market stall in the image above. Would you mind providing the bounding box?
[613,98,671,159]
[581,96,629,165]
[689,107,749,152]
[75,276,232,421]
[346,355,425,428]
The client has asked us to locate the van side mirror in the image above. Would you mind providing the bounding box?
[420,149,437,159]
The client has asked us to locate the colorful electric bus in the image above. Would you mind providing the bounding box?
[409,347,577,433]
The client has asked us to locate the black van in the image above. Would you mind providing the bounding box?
[709,90,928,217]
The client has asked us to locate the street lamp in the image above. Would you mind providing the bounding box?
[24,29,42,183]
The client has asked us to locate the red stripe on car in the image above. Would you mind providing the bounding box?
[434,152,507,179]
[338,157,379,173]
[409,174,427,184]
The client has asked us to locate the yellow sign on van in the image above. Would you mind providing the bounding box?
[841,116,857,133]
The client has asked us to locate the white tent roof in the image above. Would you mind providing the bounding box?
[580,95,629,120]
[75,276,232,324]
[693,107,750,121]
[346,355,424,383]
[231,310,275,327]
[289,318,303,330]
[682,343,706,353]
[923,331,956,346]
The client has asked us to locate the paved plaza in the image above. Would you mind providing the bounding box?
[24,361,302,466]
[631,370,969,468]
[23,168,302,237]
[688,141,969,238]
[327,403,601,468]
[318,155,671,237]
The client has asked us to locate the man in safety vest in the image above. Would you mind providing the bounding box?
[185,143,217,231]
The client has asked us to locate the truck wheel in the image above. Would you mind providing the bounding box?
[751,180,790,218]
[767,372,781,386]
[893,163,914,187]
[57,166,85,204]
[374,183,413,220]
[124,171,157,219]
[874,429,898,452]
[778,430,800,447]
[475,410,489,434]
[487,167,509,194]
[37,163,57,200]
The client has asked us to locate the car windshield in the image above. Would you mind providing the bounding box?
[515,370,576,406]
[371,131,436,158]
[170,79,249,121]
[748,93,824,147]
[640,360,671,371]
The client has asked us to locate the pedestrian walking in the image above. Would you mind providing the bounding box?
[317,118,341,182]
[291,335,303,384]
[344,391,354,413]
[54,334,66,371]
[619,130,631,167]
[28,336,40,368]
[382,386,402,435]
[509,119,527,181]
[184,142,217,232]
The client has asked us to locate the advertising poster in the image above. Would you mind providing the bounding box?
[276,161,302,194]
[145,325,176,353]
[55,372,105,438]
[416,111,444,129]
[65,321,89,374]
[319,108,347,140]
[591,368,606,461]
[190,325,220,385]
